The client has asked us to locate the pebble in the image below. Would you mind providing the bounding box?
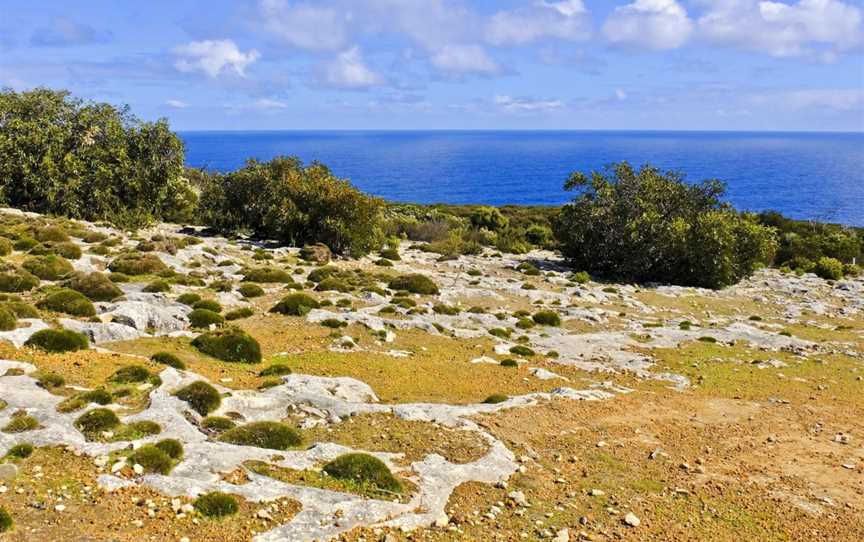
[508,491,530,507]
[553,528,570,542]
[54,504,66,512]
[623,512,640,527]
[0,463,18,482]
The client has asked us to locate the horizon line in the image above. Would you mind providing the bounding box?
[174,128,864,135]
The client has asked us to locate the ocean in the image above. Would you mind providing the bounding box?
[180,130,864,226]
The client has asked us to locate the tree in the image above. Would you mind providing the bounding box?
[0,88,190,228]
[554,162,777,289]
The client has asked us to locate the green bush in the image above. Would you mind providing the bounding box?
[814,256,844,280]
[570,271,590,284]
[25,328,89,352]
[532,311,561,326]
[194,492,239,518]
[174,381,221,416]
[554,162,777,288]
[37,288,96,317]
[470,206,509,231]
[189,308,225,329]
[225,307,254,321]
[36,371,65,388]
[22,255,73,280]
[270,293,320,316]
[380,247,401,261]
[509,345,535,356]
[201,416,236,433]
[74,408,120,434]
[315,277,352,292]
[0,238,10,256]
[0,505,11,532]
[114,420,161,440]
[0,267,40,292]
[259,364,292,377]
[238,283,264,298]
[192,327,262,364]
[64,271,123,301]
[3,414,39,433]
[242,267,293,283]
[197,156,384,256]
[322,453,402,493]
[432,304,460,315]
[35,225,70,243]
[192,299,222,312]
[129,444,173,474]
[0,300,38,318]
[320,318,346,329]
[500,359,518,367]
[30,241,81,260]
[109,365,151,384]
[151,351,186,370]
[525,224,553,246]
[176,293,201,306]
[109,253,168,275]
[483,394,508,404]
[57,389,112,412]
[0,306,16,331]
[219,421,301,450]
[388,274,439,295]
[155,438,184,460]
[6,442,34,458]
[143,280,171,293]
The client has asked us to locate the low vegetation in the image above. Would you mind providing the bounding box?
[219,421,302,450]
[191,327,262,363]
[174,381,221,416]
[24,328,89,352]
[322,453,402,493]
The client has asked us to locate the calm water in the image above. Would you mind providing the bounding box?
[180,131,864,226]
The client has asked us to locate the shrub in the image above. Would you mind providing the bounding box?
[194,492,239,518]
[0,267,39,292]
[7,442,34,458]
[570,271,590,284]
[155,438,184,460]
[25,328,89,352]
[109,253,168,275]
[515,318,535,329]
[259,364,292,377]
[35,225,70,243]
[65,271,122,301]
[0,306,16,331]
[176,293,201,306]
[470,206,509,231]
[3,414,39,433]
[192,327,262,364]
[129,445,173,474]
[192,299,222,312]
[500,359,518,367]
[174,381,221,416]
[483,394,508,404]
[554,162,777,289]
[36,371,65,388]
[219,421,301,450]
[322,453,403,493]
[37,288,96,317]
[225,307,254,320]
[532,311,561,326]
[525,224,553,246]
[143,280,171,293]
[58,389,112,412]
[198,156,384,256]
[242,267,293,283]
[0,238,10,256]
[509,345,535,356]
[299,243,332,263]
[270,293,319,316]
[151,351,185,369]
[380,247,401,261]
[0,301,38,318]
[115,420,161,440]
[108,272,129,283]
[201,416,236,433]
[489,328,511,339]
[189,308,225,329]
[814,256,844,280]
[237,283,264,298]
[320,318,346,329]
[74,408,120,434]
[0,506,11,533]
[22,255,73,280]
[109,365,151,384]
[315,277,352,292]
[388,274,439,295]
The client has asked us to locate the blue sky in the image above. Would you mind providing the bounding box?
[1,0,863,131]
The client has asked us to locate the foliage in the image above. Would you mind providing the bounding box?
[25,328,89,352]
[143,279,171,293]
[201,416,236,433]
[0,306,16,330]
[197,156,384,256]
[22,254,73,280]
[0,506,11,533]
[109,365,151,384]
[242,267,294,283]
[176,293,201,306]
[532,310,561,326]
[36,288,95,316]
[74,408,120,434]
[174,381,221,416]
[6,442,34,459]
[814,256,844,280]
[3,414,39,433]
[189,308,225,328]
[64,271,122,301]
[129,444,173,474]
[259,363,292,377]
[322,453,403,493]
[0,266,39,292]
[225,307,254,320]
[554,162,777,289]
[0,88,191,229]
[151,351,185,369]
[237,283,264,298]
[108,253,168,275]
[194,492,239,518]
[387,274,439,295]
[155,438,184,459]
[470,206,509,231]
[759,211,863,267]
[192,299,222,312]
[219,421,302,450]
[191,327,262,363]
[483,394,508,404]
[270,293,320,316]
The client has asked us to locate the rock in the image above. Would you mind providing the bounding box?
[508,491,529,507]
[553,528,570,542]
[623,512,640,527]
[54,504,66,512]
[300,243,331,264]
[433,513,449,527]
[0,463,18,482]
[589,488,605,496]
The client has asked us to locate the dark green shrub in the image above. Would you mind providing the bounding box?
[36,371,65,388]
[74,408,120,434]
[201,416,236,433]
[242,267,293,283]
[483,394,508,404]
[555,162,777,288]
[37,288,95,317]
[525,224,553,246]
[0,506,11,533]
[143,280,171,293]
[432,304,460,315]
[470,206,509,231]
[238,283,264,298]
[109,253,168,275]
[192,327,261,364]
[532,311,561,326]
[108,272,130,283]
[155,438,184,460]
[0,301,38,318]
[259,364,292,377]
[322,453,402,493]
[500,359,518,367]
[83,231,108,243]
[114,420,161,440]
[388,274,439,295]
[194,492,239,518]
[315,277,352,292]
[109,365,151,384]
[58,389,112,412]
[151,351,186,370]
[189,308,225,329]
[7,442,34,458]
[374,258,393,267]
[225,307,254,321]
[14,237,39,251]
[679,321,692,330]
[129,444,173,474]
[509,345,535,356]
[176,293,201,306]
[320,318,346,329]
[515,318,535,329]
[698,336,717,343]
[3,414,39,433]
[270,293,319,316]
[65,271,122,301]
[517,262,540,275]
[174,381,221,416]
[571,271,590,284]
[219,421,301,450]
[488,328,511,338]
[814,257,844,280]
[0,306,16,330]
[192,299,222,312]
[25,328,89,352]
[0,267,39,292]
[22,255,73,280]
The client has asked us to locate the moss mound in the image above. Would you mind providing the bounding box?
[270,293,320,316]
[129,444,173,474]
[0,300,38,318]
[0,267,40,292]
[143,280,171,293]
[225,307,254,320]
[37,288,96,317]
[242,267,293,283]
[509,345,535,357]
[189,308,225,329]
[57,389,113,413]
[74,408,120,434]
[176,293,201,306]
[35,225,70,242]
[151,351,186,369]
[155,438,184,460]
[0,506,12,533]
[65,271,123,301]
[388,274,439,295]
[3,414,40,433]
[500,358,518,367]
[194,492,239,518]
[192,327,261,364]
[201,416,236,433]
[322,453,403,493]
[25,328,89,352]
[174,381,221,416]
[192,299,222,312]
[0,306,16,331]
[532,310,561,326]
[36,371,65,388]
[6,443,34,459]
[114,420,161,440]
[109,253,168,276]
[219,421,301,450]
[109,365,151,384]
[22,255,73,280]
[237,283,265,298]
[483,394,508,404]
[0,238,11,256]
[259,364,292,377]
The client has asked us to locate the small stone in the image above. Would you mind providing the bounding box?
[54,504,66,512]
[508,491,529,507]
[133,464,144,475]
[623,512,640,527]
[553,528,570,542]
[0,463,18,482]
[256,509,273,520]
[589,488,605,497]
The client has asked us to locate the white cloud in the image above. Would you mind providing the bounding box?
[697,0,863,59]
[165,99,188,108]
[431,44,500,75]
[615,89,627,100]
[747,88,864,111]
[174,40,260,78]
[486,0,592,45]
[603,0,693,49]
[494,94,564,111]
[259,0,349,51]
[324,47,384,89]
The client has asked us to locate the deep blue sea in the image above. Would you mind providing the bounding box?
[180,131,864,226]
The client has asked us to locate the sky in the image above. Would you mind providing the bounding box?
[1,0,863,131]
